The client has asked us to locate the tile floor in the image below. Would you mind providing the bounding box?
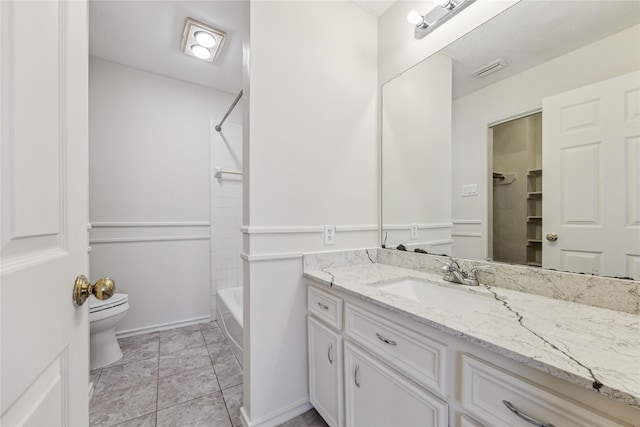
[89,321,326,427]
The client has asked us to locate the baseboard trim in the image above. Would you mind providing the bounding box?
[240,400,312,427]
[115,315,211,338]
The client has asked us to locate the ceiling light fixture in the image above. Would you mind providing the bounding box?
[191,45,211,60]
[181,18,226,63]
[195,31,216,48]
[407,0,476,39]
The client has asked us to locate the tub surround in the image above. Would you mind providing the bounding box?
[303,249,640,410]
[217,287,243,368]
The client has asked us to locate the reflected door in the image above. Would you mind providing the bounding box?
[542,71,640,278]
[1,1,90,424]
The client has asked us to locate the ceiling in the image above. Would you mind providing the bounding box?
[442,0,640,99]
[89,1,638,100]
[89,0,244,95]
[352,0,396,17]
[88,0,395,95]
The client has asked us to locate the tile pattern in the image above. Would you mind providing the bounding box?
[276,409,328,427]
[90,321,244,427]
[91,321,327,427]
[210,125,243,321]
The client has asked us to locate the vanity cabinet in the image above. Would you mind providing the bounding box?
[308,316,343,427]
[461,354,628,427]
[307,281,638,427]
[308,284,449,427]
[344,342,448,427]
[344,303,448,396]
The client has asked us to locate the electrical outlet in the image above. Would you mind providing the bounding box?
[324,225,336,245]
[410,223,418,240]
[462,184,478,197]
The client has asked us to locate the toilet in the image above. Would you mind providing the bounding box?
[89,293,129,370]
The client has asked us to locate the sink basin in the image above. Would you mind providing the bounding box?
[374,277,496,313]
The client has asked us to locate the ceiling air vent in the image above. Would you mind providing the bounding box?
[471,59,507,78]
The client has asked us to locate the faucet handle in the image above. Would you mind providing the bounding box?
[469,265,491,277]
[436,257,461,268]
[436,258,459,273]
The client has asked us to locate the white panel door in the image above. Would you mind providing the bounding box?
[542,71,640,278]
[1,1,90,425]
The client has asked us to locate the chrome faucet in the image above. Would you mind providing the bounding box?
[436,258,491,286]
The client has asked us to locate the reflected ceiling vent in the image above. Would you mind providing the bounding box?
[471,59,507,78]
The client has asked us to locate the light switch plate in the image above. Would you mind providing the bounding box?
[462,184,478,197]
[324,225,336,245]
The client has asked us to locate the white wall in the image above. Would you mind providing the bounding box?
[89,57,239,333]
[242,2,378,425]
[382,53,452,251]
[451,25,640,260]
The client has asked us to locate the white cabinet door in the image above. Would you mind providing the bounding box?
[344,342,448,427]
[1,1,90,425]
[542,71,640,278]
[308,317,343,427]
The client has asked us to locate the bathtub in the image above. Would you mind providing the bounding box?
[217,287,243,367]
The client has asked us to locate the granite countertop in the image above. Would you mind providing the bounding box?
[304,262,640,409]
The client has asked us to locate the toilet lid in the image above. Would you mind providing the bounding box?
[89,293,128,313]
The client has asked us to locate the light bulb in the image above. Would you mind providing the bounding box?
[191,45,211,60]
[195,31,216,48]
[406,10,424,26]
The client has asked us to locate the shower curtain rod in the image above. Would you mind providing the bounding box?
[215,89,243,132]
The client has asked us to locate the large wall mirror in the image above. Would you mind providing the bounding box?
[382,0,640,279]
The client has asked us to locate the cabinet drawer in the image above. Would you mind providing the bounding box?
[308,285,343,330]
[344,303,448,396]
[461,354,630,427]
[344,342,448,427]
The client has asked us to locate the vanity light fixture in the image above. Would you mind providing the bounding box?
[181,18,226,62]
[407,0,476,40]
[433,0,456,11]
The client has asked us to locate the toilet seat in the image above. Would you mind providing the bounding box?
[89,293,128,313]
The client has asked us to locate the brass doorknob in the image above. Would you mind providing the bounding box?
[546,232,558,242]
[73,275,115,306]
